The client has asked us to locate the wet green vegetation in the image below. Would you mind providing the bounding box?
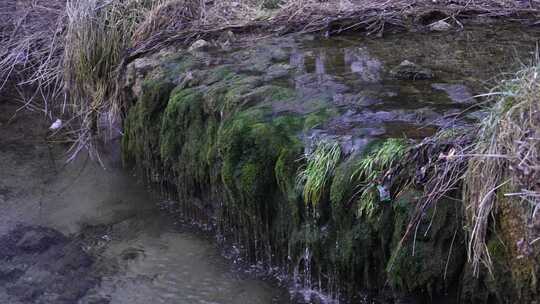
[122,61,463,302]
[121,27,539,303]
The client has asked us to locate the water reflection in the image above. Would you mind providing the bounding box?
[344,47,382,83]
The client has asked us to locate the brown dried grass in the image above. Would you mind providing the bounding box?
[464,61,540,276]
[0,0,66,116]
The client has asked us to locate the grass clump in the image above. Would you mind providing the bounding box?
[464,63,540,276]
[352,139,408,218]
[64,0,161,160]
[296,141,341,209]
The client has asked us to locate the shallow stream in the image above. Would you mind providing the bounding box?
[0,102,291,304]
[1,23,539,304]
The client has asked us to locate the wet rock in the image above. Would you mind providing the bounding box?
[269,47,289,62]
[431,83,475,104]
[332,93,381,107]
[0,225,102,304]
[126,57,166,97]
[294,74,349,98]
[0,226,62,259]
[0,268,23,283]
[344,47,383,82]
[85,298,111,304]
[120,247,145,261]
[429,20,452,32]
[264,63,292,81]
[216,30,235,51]
[390,60,434,80]
[16,227,66,253]
[188,39,210,52]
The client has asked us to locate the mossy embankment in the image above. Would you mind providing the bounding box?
[120,35,539,303]
[122,78,465,302]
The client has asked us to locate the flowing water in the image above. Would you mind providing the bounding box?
[0,102,291,304]
[1,23,540,304]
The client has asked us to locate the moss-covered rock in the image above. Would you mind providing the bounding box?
[121,50,493,303]
[122,79,175,177]
[387,190,466,299]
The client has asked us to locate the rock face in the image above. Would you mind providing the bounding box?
[390,60,434,80]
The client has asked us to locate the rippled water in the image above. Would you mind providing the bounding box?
[86,220,288,304]
[0,101,291,304]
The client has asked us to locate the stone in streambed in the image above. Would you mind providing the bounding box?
[390,60,434,80]
[432,83,475,104]
[16,228,66,253]
[429,19,452,32]
[188,39,210,53]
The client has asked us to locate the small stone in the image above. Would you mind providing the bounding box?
[269,48,289,62]
[432,83,475,104]
[390,60,434,80]
[429,20,452,32]
[49,119,62,130]
[188,39,210,52]
[264,63,291,81]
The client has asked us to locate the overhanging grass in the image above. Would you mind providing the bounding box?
[352,138,408,218]
[64,0,162,161]
[297,141,341,209]
[464,62,540,276]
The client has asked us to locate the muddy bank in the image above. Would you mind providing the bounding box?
[120,24,540,303]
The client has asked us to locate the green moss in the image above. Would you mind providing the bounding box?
[304,108,339,130]
[273,138,304,244]
[205,66,235,85]
[218,108,301,206]
[122,79,175,170]
[160,87,204,162]
[387,190,466,296]
[165,56,199,78]
[264,85,296,101]
[122,52,476,303]
[352,138,409,218]
[329,156,357,220]
[275,142,303,199]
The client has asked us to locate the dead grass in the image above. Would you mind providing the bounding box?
[389,61,539,277]
[63,0,161,162]
[0,0,66,116]
[464,61,540,276]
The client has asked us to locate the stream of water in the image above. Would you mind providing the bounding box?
[0,101,291,304]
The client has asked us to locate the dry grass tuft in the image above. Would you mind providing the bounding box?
[464,62,540,276]
[132,0,201,44]
[63,0,159,161]
[0,0,66,115]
